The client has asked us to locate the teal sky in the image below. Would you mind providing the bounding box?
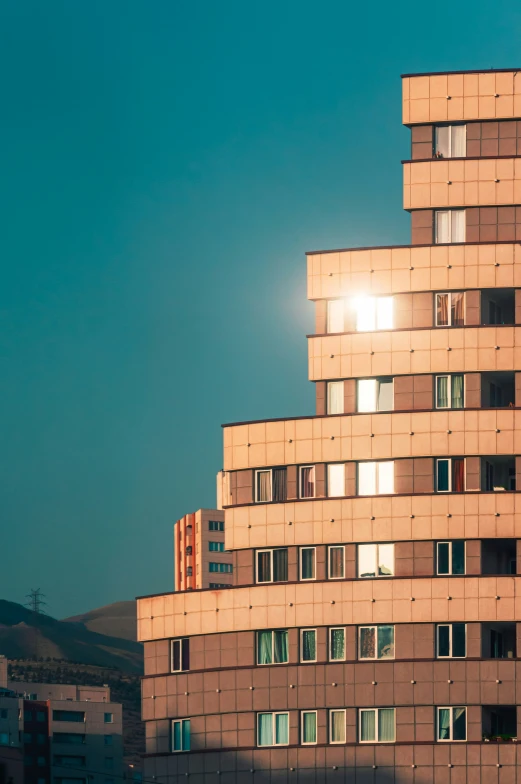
[3,0,521,617]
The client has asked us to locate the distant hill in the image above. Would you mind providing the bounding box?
[0,600,142,673]
[64,600,137,642]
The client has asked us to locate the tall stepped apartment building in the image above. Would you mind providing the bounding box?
[174,509,232,592]
[139,68,521,781]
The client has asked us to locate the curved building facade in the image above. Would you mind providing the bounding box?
[138,69,521,782]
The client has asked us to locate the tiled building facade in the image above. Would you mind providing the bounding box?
[139,69,521,781]
[174,509,232,592]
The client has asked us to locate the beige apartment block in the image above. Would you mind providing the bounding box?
[174,508,232,591]
[139,69,521,781]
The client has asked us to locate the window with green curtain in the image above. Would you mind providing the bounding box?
[258,714,273,746]
[302,712,317,744]
[274,630,288,663]
[360,710,375,742]
[330,628,345,660]
[172,719,190,751]
[436,375,449,408]
[257,631,273,664]
[451,375,464,408]
[172,721,181,751]
[275,713,288,745]
[182,720,190,751]
[302,630,316,661]
[378,709,395,742]
[438,708,451,740]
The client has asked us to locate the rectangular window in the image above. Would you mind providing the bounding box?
[53,711,85,723]
[327,300,344,333]
[301,711,317,745]
[327,463,345,497]
[358,543,394,578]
[171,638,190,672]
[257,712,289,746]
[436,458,464,492]
[435,124,466,158]
[0,710,7,719]
[359,625,395,660]
[104,736,112,746]
[171,719,191,752]
[435,292,465,325]
[436,375,464,409]
[435,211,465,244]
[272,468,287,502]
[328,546,345,579]
[53,734,85,745]
[209,520,224,531]
[104,759,114,770]
[437,707,467,741]
[257,630,289,665]
[329,710,346,744]
[300,629,317,662]
[358,461,394,496]
[437,541,465,575]
[103,714,113,724]
[0,733,9,746]
[209,541,225,552]
[327,381,344,414]
[255,469,272,502]
[437,623,467,658]
[256,548,288,583]
[300,547,316,580]
[357,378,394,413]
[53,757,86,768]
[329,628,346,661]
[299,466,316,498]
[353,296,394,332]
[359,708,396,743]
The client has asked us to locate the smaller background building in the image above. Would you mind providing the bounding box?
[174,508,232,590]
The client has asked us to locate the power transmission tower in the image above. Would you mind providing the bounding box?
[25,588,47,614]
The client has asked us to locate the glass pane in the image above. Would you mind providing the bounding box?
[257,471,272,502]
[172,640,180,671]
[328,381,344,414]
[438,708,451,740]
[451,541,465,575]
[302,713,317,744]
[302,630,316,661]
[435,214,450,245]
[357,379,378,413]
[437,543,450,574]
[378,709,395,742]
[257,631,273,664]
[378,544,394,576]
[329,547,344,578]
[451,292,464,325]
[257,551,272,582]
[376,297,393,330]
[182,720,190,751]
[272,468,287,503]
[452,624,466,658]
[355,297,376,331]
[436,376,449,408]
[300,466,315,498]
[451,375,464,409]
[273,549,288,582]
[378,462,394,495]
[451,125,466,158]
[438,625,450,657]
[258,714,273,746]
[378,626,394,659]
[358,544,376,578]
[437,460,449,492]
[331,711,345,743]
[452,459,464,492]
[328,464,345,497]
[436,293,449,325]
[301,548,315,580]
[452,708,466,741]
[451,211,466,243]
[327,300,344,333]
[330,629,345,660]
[360,710,375,742]
[358,462,376,496]
[435,126,450,157]
[274,630,289,663]
[173,722,181,751]
[359,627,376,659]
[275,714,288,745]
[378,379,393,411]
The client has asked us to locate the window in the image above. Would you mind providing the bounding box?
[209,583,231,588]
[357,378,394,413]
[209,562,232,573]
[359,626,395,660]
[300,547,316,580]
[435,292,465,325]
[435,124,466,158]
[209,520,224,531]
[23,733,32,743]
[358,543,394,578]
[300,629,317,662]
[436,375,464,409]
[104,736,112,746]
[327,463,345,497]
[37,734,46,745]
[353,296,394,331]
[437,707,467,741]
[328,545,345,579]
[256,548,288,583]
[327,381,344,414]
[437,623,466,658]
[53,734,85,745]
[257,630,289,665]
[0,733,9,746]
[437,541,465,575]
[329,710,346,744]
[0,709,7,719]
[255,469,272,502]
[327,300,344,333]
[435,211,465,244]
[358,461,394,496]
[25,710,33,722]
[436,458,465,492]
[53,757,86,768]
[209,541,225,552]
[36,712,46,723]
[103,712,113,724]
[171,719,191,752]
[171,638,190,672]
[359,708,396,743]
[301,711,317,744]
[186,566,193,576]
[329,628,346,661]
[52,711,85,723]
[255,468,287,502]
[104,759,114,770]
[257,712,289,746]
[299,466,316,498]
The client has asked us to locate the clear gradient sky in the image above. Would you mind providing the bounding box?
[2,0,520,617]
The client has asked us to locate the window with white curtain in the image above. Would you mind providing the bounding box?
[299,466,316,498]
[435,292,465,326]
[327,300,344,333]
[359,708,395,743]
[358,543,394,578]
[255,470,272,502]
[437,623,467,658]
[329,628,346,661]
[327,463,345,497]
[435,210,465,243]
[329,710,346,744]
[301,712,317,745]
[358,461,394,495]
[257,712,289,746]
[327,381,344,414]
[436,375,464,408]
[437,707,467,741]
[357,378,394,412]
[353,296,394,331]
[435,125,466,158]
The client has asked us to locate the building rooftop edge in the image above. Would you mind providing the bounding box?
[305,239,521,256]
[401,68,521,78]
